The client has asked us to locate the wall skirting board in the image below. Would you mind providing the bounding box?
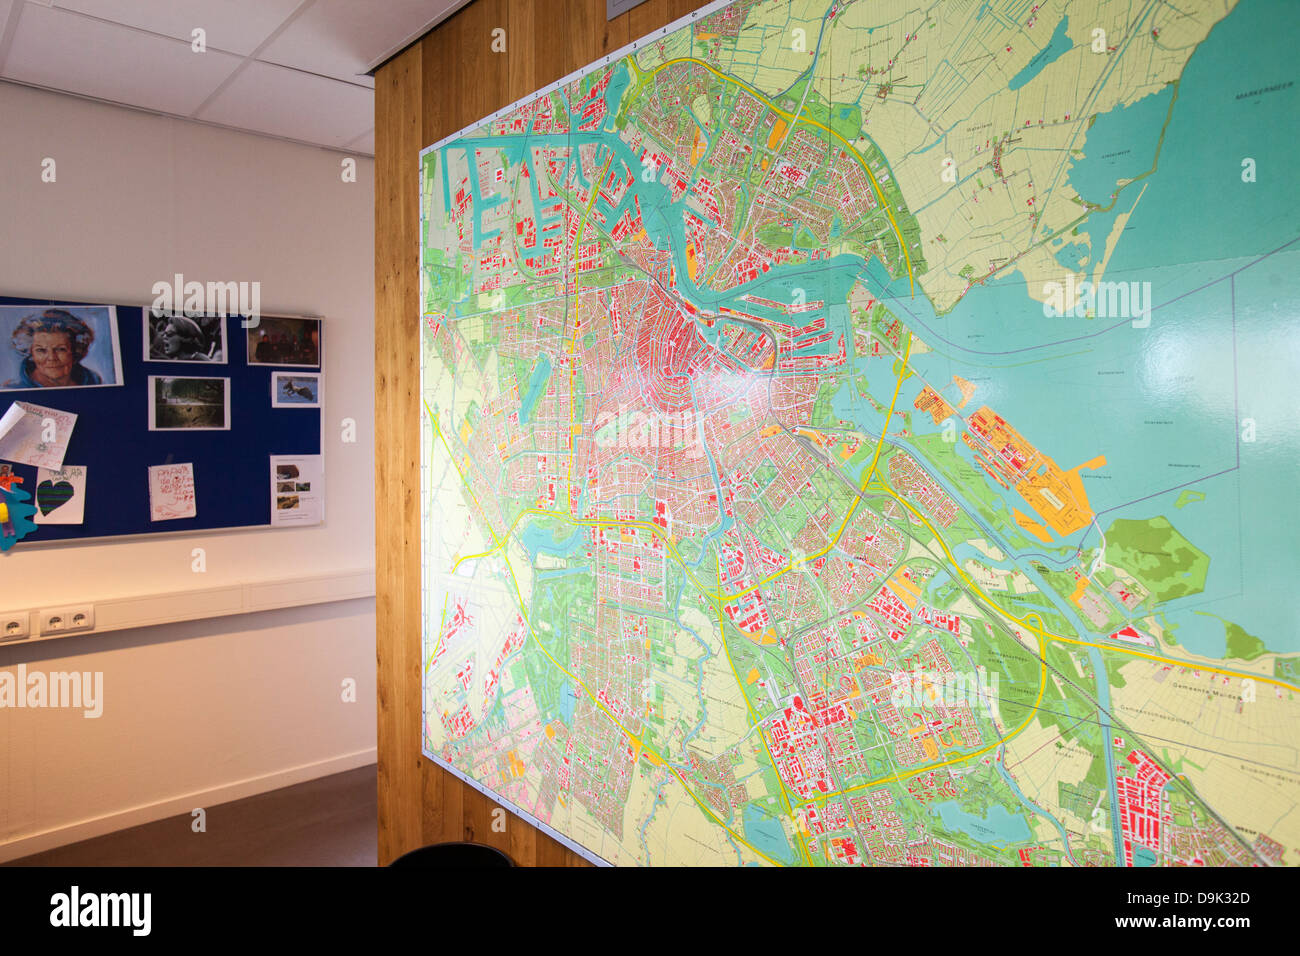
[0,748,377,863]
[0,568,375,648]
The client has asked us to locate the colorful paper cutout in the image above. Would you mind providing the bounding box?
[0,485,39,551]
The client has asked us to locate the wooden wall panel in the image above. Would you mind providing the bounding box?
[376,0,712,867]
[374,40,425,867]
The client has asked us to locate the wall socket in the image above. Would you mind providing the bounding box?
[38,605,95,636]
[0,611,31,642]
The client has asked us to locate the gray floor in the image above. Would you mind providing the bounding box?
[4,765,378,867]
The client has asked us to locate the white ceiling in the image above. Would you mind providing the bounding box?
[0,0,471,155]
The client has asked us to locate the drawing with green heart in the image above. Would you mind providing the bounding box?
[34,465,86,524]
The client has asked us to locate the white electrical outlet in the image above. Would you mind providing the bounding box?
[38,605,95,636]
[0,611,31,642]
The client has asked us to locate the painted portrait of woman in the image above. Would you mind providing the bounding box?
[0,305,122,391]
[6,309,101,388]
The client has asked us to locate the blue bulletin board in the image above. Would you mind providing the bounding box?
[0,295,322,543]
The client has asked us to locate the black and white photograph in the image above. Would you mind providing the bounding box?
[147,375,230,431]
[144,311,227,363]
[246,316,320,368]
[271,371,321,407]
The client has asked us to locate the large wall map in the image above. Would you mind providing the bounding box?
[420,0,1299,866]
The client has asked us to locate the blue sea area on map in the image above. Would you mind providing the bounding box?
[1065,84,1172,205]
[520,521,583,559]
[558,682,577,724]
[1009,16,1071,91]
[602,62,631,130]
[742,803,795,864]
[427,0,1298,658]
[1052,239,1089,271]
[520,353,552,424]
[932,800,1033,844]
[861,0,1299,656]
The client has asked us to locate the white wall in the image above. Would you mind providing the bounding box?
[0,82,377,861]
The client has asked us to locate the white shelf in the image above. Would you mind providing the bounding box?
[0,568,375,647]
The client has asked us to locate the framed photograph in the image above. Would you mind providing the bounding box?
[144,311,227,363]
[147,375,230,431]
[0,304,124,392]
[271,371,320,407]
[246,316,320,368]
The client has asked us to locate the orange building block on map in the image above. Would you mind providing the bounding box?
[962,406,1105,538]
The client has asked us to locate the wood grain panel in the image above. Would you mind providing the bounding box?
[375,0,712,867]
[374,39,424,867]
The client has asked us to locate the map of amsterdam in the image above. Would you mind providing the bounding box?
[420,0,1300,865]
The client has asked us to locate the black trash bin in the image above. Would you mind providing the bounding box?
[388,842,514,867]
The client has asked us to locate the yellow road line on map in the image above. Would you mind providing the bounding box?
[809,633,1049,803]
[1037,621,1298,693]
[713,566,813,866]
[805,450,1299,802]
[879,486,1300,694]
[427,403,783,864]
[565,152,619,510]
[427,292,1293,851]
[433,320,1289,706]
[642,56,915,294]
[727,333,913,603]
[453,506,723,597]
[425,400,502,546]
[491,516,783,866]
[791,481,1297,802]
[423,401,505,674]
[452,331,915,609]
[425,591,451,677]
[791,482,1297,801]
[437,332,912,856]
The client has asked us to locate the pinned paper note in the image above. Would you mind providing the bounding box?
[34,465,87,524]
[269,455,323,526]
[0,401,76,470]
[148,463,196,521]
